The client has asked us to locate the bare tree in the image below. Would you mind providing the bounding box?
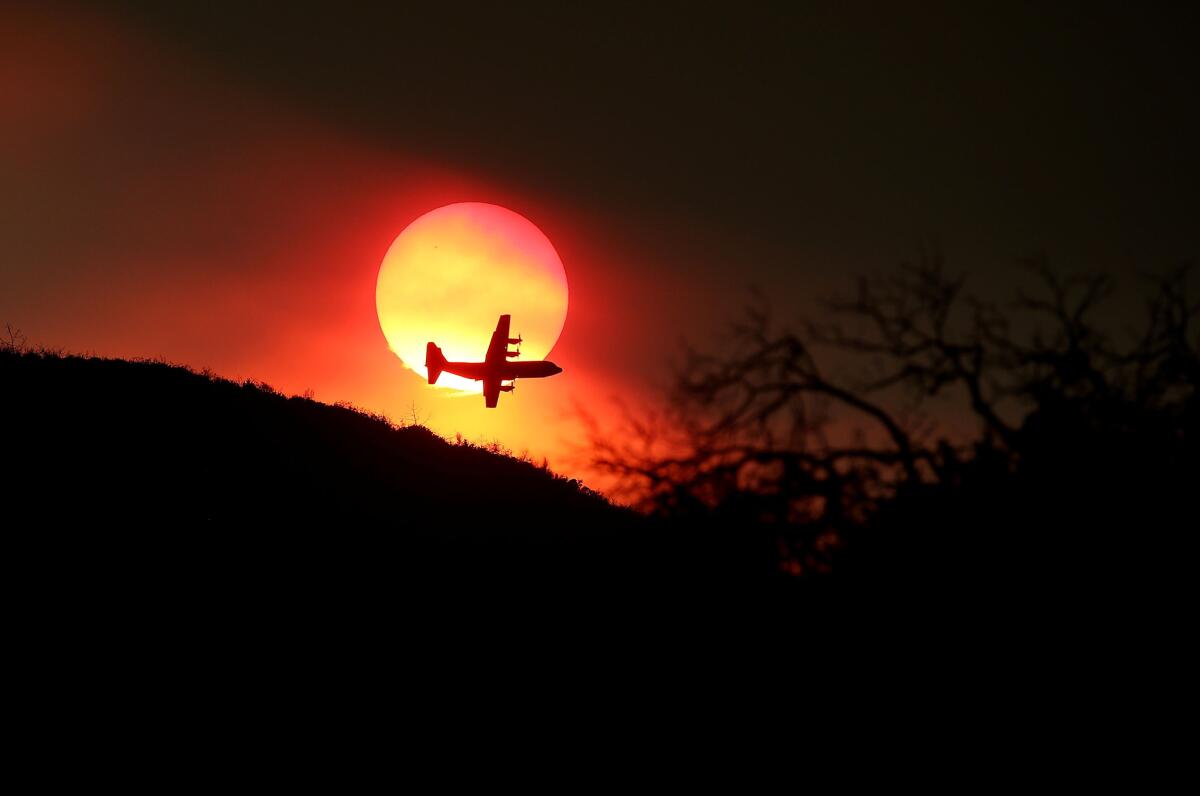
[2,324,27,353]
[583,255,1198,576]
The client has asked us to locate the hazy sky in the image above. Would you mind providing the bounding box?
[3,1,1197,484]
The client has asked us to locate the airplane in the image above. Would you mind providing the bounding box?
[425,314,563,408]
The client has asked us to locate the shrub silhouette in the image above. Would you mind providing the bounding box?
[584,255,1199,594]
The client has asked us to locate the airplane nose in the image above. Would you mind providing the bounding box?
[552,364,563,375]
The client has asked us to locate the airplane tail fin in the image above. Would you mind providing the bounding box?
[425,342,446,384]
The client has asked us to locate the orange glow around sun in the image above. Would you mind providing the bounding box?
[375,203,569,393]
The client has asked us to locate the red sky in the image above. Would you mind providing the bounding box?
[0,5,740,490]
[4,3,1197,495]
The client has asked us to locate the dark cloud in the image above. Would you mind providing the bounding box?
[106,1,1199,275]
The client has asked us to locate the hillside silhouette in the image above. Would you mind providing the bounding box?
[1,348,611,524]
[8,251,1196,620]
[1,347,693,606]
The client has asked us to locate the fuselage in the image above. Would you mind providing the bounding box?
[442,360,562,382]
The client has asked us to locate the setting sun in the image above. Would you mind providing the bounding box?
[375,203,569,394]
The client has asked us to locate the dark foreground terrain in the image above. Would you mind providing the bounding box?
[4,351,830,724]
[4,340,1197,724]
[1,349,790,613]
[5,346,1193,625]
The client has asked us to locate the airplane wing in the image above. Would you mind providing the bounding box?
[483,378,501,408]
[485,314,512,365]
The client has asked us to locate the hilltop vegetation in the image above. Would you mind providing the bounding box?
[1,346,684,602]
[1,347,616,525]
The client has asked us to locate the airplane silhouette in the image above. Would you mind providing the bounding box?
[425,314,563,407]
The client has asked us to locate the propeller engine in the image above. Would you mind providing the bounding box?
[505,333,522,358]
